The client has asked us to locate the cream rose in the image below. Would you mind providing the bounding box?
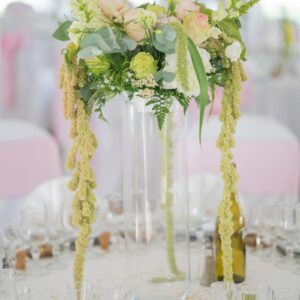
[183,11,211,46]
[124,9,147,42]
[175,0,199,20]
[97,0,127,20]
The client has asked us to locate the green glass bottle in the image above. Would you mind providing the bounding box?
[215,192,246,283]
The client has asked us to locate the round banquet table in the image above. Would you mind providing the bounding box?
[21,249,300,299]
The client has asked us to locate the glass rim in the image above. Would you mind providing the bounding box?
[0,269,16,277]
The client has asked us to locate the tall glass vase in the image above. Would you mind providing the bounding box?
[122,94,190,300]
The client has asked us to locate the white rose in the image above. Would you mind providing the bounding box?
[198,48,213,74]
[210,27,222,39]
[225,41,243,62]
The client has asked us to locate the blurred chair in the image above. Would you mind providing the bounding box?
[187,114,300,203]
[0,119,62,198]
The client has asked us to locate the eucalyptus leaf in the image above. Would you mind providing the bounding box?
[154,70,175,83]
[153,25,176,54]
[80,28,121,53]
[78,46,103,59]
[80,85,93,102]
[53,20,72,41]
[119,36,137,51]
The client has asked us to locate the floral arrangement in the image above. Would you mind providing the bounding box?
[54,0,259,291]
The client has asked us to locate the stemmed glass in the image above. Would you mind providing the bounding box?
[272,288,300,300]
[45,200,67,270]
[2,223,26,281]
[19,203,49,276]
[261,205,281,262]
[211,282,238,300]
[66,283,94,300]
[0,269,18,300]
[276,205,296,269]
[237,283,271,300]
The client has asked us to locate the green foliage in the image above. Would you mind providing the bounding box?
[154,70,175,83]
[217,19,243,46]
[80,28,137,55]
[238,0,260,16]
[153,25,176,54]
[78,46,103,59]
[146,96,172,129]
[188,38,209,142]
[53,21,72,41]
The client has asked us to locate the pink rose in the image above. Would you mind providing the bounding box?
[183,11,211,45]
[124,9,146,42]
[98,0,127,20]
[176,0,199,20]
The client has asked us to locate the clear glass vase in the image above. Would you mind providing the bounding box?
[122,94,190,300]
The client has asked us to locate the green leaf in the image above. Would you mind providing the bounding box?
[80,85,93,102]
[118,36,137,51]
[80,28,120,53]
[154,70,175,83]
[239,0,260,16]
[188,38,209,143]
[218,19,244,46]
[78,46,103,59]
[153,26,176,54]
[138,3,150,9]
[53,21,72,41]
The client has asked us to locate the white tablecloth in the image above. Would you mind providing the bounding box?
[21,250,300,299]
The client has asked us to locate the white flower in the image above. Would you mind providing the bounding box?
[225,41,243,62]
[212,0,228,21]
[137,10,157,28]
[68,20,86,45]
[163,53,199,96]
[198,48,213,73]
[163,48,212,97]
[210,27,222,39]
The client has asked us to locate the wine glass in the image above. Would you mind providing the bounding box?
[19,203,49,276]
[2,224,26,281]
[66,283,94,300]
[272,288,300,300]
[16,286,31,300]
[261,204,281,262]
[211,282,238,300]
[276,205,296,269]
[0,269,18,300]
[237,283,271,300]
[45,201,67,270]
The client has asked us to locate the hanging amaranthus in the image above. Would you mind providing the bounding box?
[60,43,98,291]
[216,61,247,282]
[152,113,184,284]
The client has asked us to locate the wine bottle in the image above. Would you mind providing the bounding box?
[215,191,246,283]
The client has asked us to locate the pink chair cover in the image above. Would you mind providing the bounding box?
[0,121,62,197]
[187,115,300,196]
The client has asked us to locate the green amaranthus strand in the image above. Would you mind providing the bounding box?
[216,62,246,282]
[152,113,185,284]
[170,22,189,92]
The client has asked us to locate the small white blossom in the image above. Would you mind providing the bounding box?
[225,41,243,62]
[210,27,222,39]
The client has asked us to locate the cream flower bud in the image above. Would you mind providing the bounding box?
[225,41,243,62]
